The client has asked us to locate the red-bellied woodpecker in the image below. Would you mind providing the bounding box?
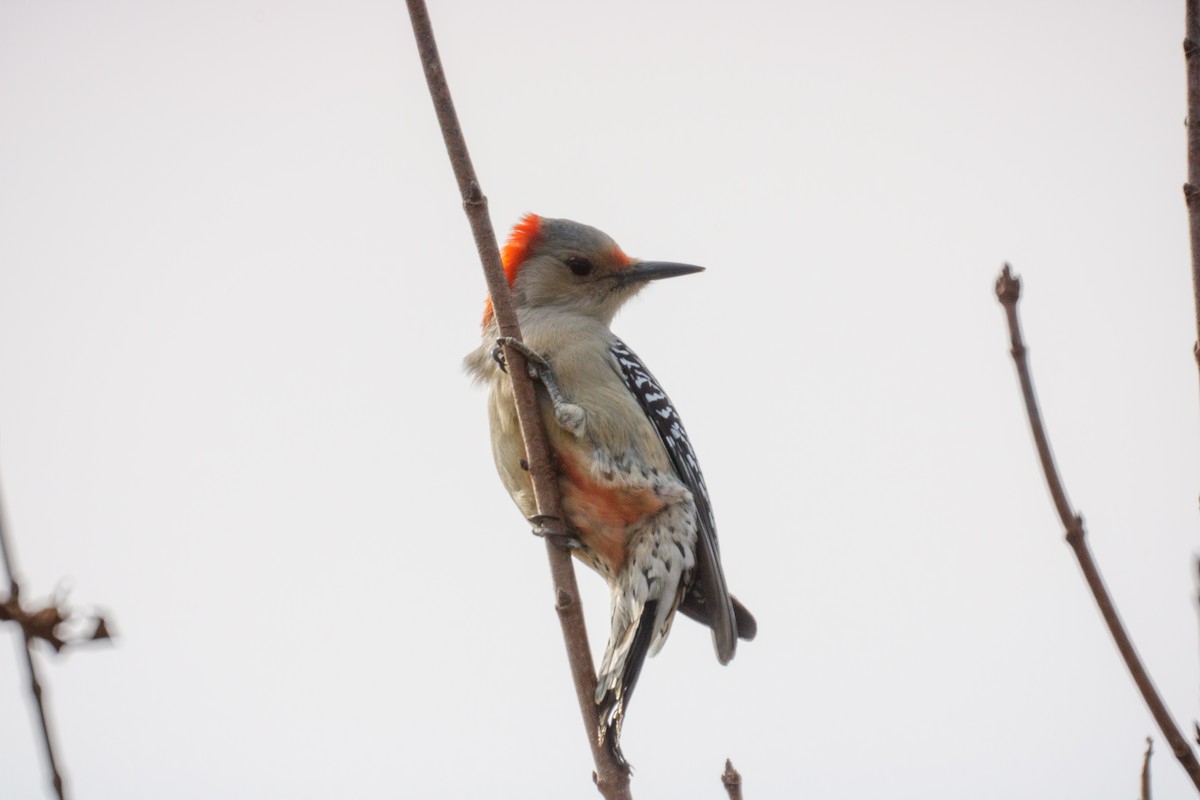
[464,214,756,770]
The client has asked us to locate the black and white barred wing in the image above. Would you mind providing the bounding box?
[609,337,738,663]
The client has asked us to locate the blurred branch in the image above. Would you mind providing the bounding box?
[403,2,631,797]
[1143,737,1154,800]
[1184,0,1200,391]
[721,759,743,800]
[995,265,1200,794]
[0,478,66,800]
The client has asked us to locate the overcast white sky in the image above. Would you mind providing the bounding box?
[1,0,1197,798]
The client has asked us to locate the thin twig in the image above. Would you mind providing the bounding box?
[721,759,743,800]
[1143,737,1154,800]
[402,3,631,797]
[0,473,18,592]
[995,265,1200,793]
[0,477,67,800]
[19,630,65,800]
[1184,0,1200,389]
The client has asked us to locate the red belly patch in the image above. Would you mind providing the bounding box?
[557,449,665,574]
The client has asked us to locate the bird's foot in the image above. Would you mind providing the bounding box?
[528,514,583,550]
[553,402,586,438]
[492,337,549,378]
[494,337,586,438]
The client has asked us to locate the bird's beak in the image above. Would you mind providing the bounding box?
[608,261,705,285]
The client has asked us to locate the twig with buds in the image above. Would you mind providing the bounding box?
[403,2,632,797]
[0,474,112,800]
[1143,737,1154,800]
[995,265,1200,793]
[721,759,743,800]
[0,476,68,800]
[1183,0,1200,390]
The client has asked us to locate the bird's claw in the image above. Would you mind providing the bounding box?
[491,342,509,373]
[494,337,550,379]
[528,514,583,550]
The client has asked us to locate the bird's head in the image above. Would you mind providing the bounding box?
[481,214,703,327]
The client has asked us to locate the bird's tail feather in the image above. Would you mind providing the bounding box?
[595,598,659,773]
[677,590,757,643]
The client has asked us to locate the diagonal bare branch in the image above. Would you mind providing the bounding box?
[403,2,632,797]
[995,265,1200,794]
[0,478,67,800]
[17,629,65,800]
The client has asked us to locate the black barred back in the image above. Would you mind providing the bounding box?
[609,337,718,550]
[609,336,736,660]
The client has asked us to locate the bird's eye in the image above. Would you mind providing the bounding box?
[564,256,593,276]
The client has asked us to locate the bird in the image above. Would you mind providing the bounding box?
[464,214,755,770]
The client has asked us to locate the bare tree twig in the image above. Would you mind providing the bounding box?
[402,2,632,797]
[17,629,65,800]
[0,483,15,591]
[0,477,67,800]
[995,265,1200,793]
[1143,737,1154,800]
[1184,0,1200,388]
[721,759,743,800]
